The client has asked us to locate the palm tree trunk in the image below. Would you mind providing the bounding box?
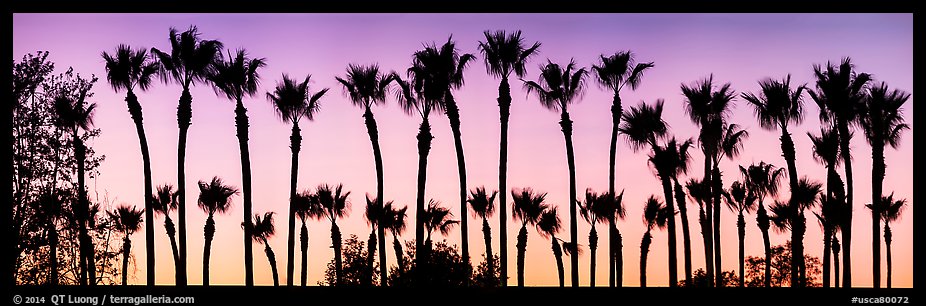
[610,220,623,287]
[366,228,377,287]
[264,240,279,286]
[608,92,622,288]
[702,155,714,286]
[871,142,884,288]
[559,111,579,287]
[300,221,308,287]
[737,212,746,287]
[49,223,58,285]
[822,226,832,288]
[884,224,892,288]
[414,118,432,287]
[516,225,528,287]
[124,91,155,287]
[164,217,180,282]
[552,238,564,287]
[393,234,404,282]
[659,175,678,287]
[176,88,192,287]
[75,135,95,286]
[362,108,388,286]
[640,231,652,288]
[711,165,723,286]
[331,221,343,286]
[122,237,131,286]
[589,226,597,287]
[443,94,470,280]
[674,179,692,285]
[203,215,215,286]
[286,124,301,287]
[779,124,799,192]
[790,213,805,287]
[482,217,494,284]
[836,120,853,288]
[833,234,841,288]
[234,100,255,287]
[497,76,511,288]
[757,203,772,287]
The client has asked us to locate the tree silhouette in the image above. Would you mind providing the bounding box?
[363,196,384,286]
[536,206,565,287]
[867,194,906,288]
[813,188,845,288]
[511,188,548,287]
[722,181,757,287]
[770,177,822,287]
[35,191,64,285]
[316,183,351,286]
[808,126,846,288]
[639,195,669,288]
[247,212,278,286]
[292,190,324,286]
[151,184,181,282]
[196,177,237,286]
[686,178,714,287]
[108,204,143,286]
[382,202,408,283]
[467,186,498,285]
[739,162,784,287]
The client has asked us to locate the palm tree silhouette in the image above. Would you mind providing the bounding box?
[150,26,223,286]
[808,58,872,288]
[671,177,693,286]
[422,199,459,283]
[109,204,144,286]
[151,184,181,282]
[467,186,498,284]
[207,49,266,287]
[523,59,588,287]
[639,195,668,288]
[742,75,806,190]
[867,194,906,288]
[859,82,910,288]
[722,181,757,287]
[382,202,408,281]
[511,188,548,287]
[477,30,541,286]
[536,206,564,287]
[411,37,476,276]
[36,191,64,285]
[102,45,158,286]
[51,89,96,285]
[247,212,278,286]
[770,177,822,287]
[363,195,384,286]
[709,122,749,286]
[739,162,784,287]
[814,189,845,288]
[579,190,617,287]
[267,73,327,287]
[808,125,846,288]
[685,178,713,285]
[196,176,238,286]
[292,190,324,286]
[316,183,351,286]
[336,64,393,286]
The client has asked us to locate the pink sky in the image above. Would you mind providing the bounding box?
[13,13,913,287]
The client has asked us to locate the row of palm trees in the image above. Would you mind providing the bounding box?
[94,25,908,287]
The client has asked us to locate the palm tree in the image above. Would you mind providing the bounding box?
[206,49,265,287]
[292,190,324,286]
[247,212,278,286]
[268,73,327,287]
[151,184,181,282]
[739,162,784,287]
[770,177,822,287]
[422,200,459,254]
[102,45,158,286]
[640,195,669,288]
[536,206,565,287]
[108,204,144,286]
[467,186,498,284]
[708,123,749,286]
[808,126,846,288]
[814,190,845,288]
[722,181,757,287]
[336,64,393,286]
[478,31,541,286]
[151,26,223,286]
[197,176,238,286]
[859,82,910,288]
[36,191,63,285]
[382,202,408,281]
[51,90,96,285]
[742,75,806,190]
[523,59,588,286]
[316,183,351,286]
[869,194,906,288]
[833,233,841,288]
[580,190,624,287]
[686,178,713,284]
[363,195,383,286]
[808,58,872,288]
[511,188,548,287]
[650,138,692,287]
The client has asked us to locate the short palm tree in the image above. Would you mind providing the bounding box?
[808,126,846,288]
[247,212,278,286]
[363,195,384,286]
[382,202,408,281]
[151,26,223,286]
[511,188,548,287]
[739,162,784,287]
[640,195,669,288]
[108,204,144,286]
[770,177,822,287]
[686,178,713,283]
[478,31,541,286]
[859,82,909,288]
[422,200,459,255]
[580,190,624,287]
[708,122,749,286]
[808,58,872,288]
[316,183,351,286]
[336,64,393,286]
[523,60,588,286]
[292,190,324,286]
[151,184,181,281]
[36,191,63,285]
[467,186,498,284]
[868,194,906,288]
[197,176,238,286]
[814,190,845,288]
[267,73,327,287]
[536,206,565,287]
[102,45,158,285]
[722,181,757,287]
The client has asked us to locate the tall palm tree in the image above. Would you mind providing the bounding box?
[478,31,541,286]
[102,45,158,286]
[523,59,588,286]
[151,184,181,282]
[869,194,906,289]
[769,177,821,287]
[722,181,757,287]
[859,82,910,288]
[248,212,278,286]
[108,204,144,286]
[511,188,548,287]
[336,64,393,286]
[808,58,872,287]
[639,195,669,288]
[292,190,324,286]
[151,26,223,286]
[411,37,476,275]
[467,186,498,284]
[650,138,692,287]
[741,75,806,191]
[268,73,327,287]
[814,190,844,288]
[580,190,624,287]
[363,195,383,286]
[536,206,565,287]
[739,162,784,287]
[708,123,749,286]
[382,202,408,281]
[197,176,237,286]
[207,49,265,287]
[51,90,96,285]
[686,178,713,284]
[316,183,351,286]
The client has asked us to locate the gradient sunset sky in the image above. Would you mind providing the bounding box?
[13,13,913,287]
